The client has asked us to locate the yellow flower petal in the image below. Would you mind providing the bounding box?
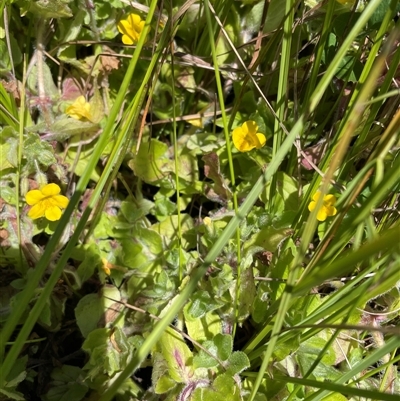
[325,205,337,217]
[242,120,257,134]
[203,217,212,226]
[117,19,128,32]
[121,34,135,45]
[256,133,266,148]
[41,183,61,197]
[232,126,254,152]
[101,258,111,275]
[129,13,142,25]
[312,191,321,202]
[25,189,45,205]
[45,206,62,221]
[51,195,69,209]
[66,96,92,121]
[324,194,336,205]
[316,208,328,222]
[28,202,47,219]
[118,19,134,36]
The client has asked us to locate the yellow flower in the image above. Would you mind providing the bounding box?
[65,95,92,121]
[308,191,337,222]
[25,183,69,221]
[203,217,212,226]
[232,120,266,152]
[101,258,111,276]
[117,13,145,45]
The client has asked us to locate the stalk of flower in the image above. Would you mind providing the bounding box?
[232,120,266,152]
[65,95,93,121]
[25,183,69,221]
[308,191,338,222]
[117,13,145,45]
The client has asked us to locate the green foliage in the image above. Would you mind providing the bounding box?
[0,356,27,400]
[82,327,133,379]
[42,365,88,401]
[0,0,399,400]
[75,286,122,338]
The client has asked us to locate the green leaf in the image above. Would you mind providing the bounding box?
[23,132,57,170]
[76,245,101,284]
[0,186,16,205]
[368,0,400,28]
[244,226,293,253]
[184,310,222,343]
[75,294,103,338]
[31,117,99,142]
[0,387,25,400]
[243,0,264,33]
[226,351,250,375]
[261,172,299,212]
[38,292,66,331]
[321,394,348,401]
[24,0,73,18]
[141,270,174,299]
[151,214,196,249]
[185,290,224,319]
[120,198,154,223]
[0,355,28,400]
[193,333,234,370]
[269,246,294,303]
[82,327,130,378]
[297,336,342,381]
[43,365,88,401]
[75,286,121,338]
[322,33,363,81]
[272,335,300,362]
[202,152,232,204]
[214,334,233,361]
[237,257,256,324]
[26,61,58,99]
[300,336,336,366]
[4,355,27,387]
[158,327,194,383]
[193,341,219,369]
[0,37,22,74]
[121,226,163,282]
[192,373,242,401]
[172,147,199,184]
[57,9,85,57]
[64,147,101,181]
[152,352,177,394]
[130,138,172,183]
[154,195,176,218]
[252,281,270,324]
[263,0,286,33]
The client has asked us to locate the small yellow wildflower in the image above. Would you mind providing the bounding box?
[65,95,92,121]
[101,258,112,276]
[308,191,337,222]
[25,183,69,221]
[117,13,145,45]
[203,216,212,226]
[232,120,266,152]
